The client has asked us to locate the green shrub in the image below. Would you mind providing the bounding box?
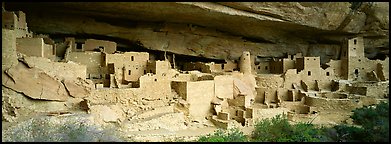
[197,128,247,142]
[321,101,389,142]
[252,114,323,142]
[334,124,366,142]
[350,101,389,142]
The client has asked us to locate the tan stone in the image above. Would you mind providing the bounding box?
[90,104,125,123]
[2,29,18,71]
[63,78,92,98]
[214,75,233,99]
[3,62,69,101]
[186,80,215,120]
[23,56,87,80]
[233,78,252,97]
[83,39,117,54]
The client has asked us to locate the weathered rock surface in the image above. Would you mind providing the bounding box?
[63,78,92,98]
[23,56,88,80]
[217,2,351,31]
[2,86,75,123]
[124,112,187,132]
[4,2,388,61]
[2,29,18,71]
[2,62,70,101]
[90,104,125,123]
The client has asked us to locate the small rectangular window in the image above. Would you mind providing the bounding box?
[308,71,311,76]
[128,70,131,75]
[76,43,83,50]
[326,72,330,76]
[131,56,134,61]
[265,66,268,70]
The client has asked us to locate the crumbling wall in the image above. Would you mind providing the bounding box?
[277,88,290,102]
[376,59,389,81]
[207,63,223,73]
[171,81,187,100]
[2,11,31,38]
[346,56,378,81]
[139,74,171,100]
[171,73,193,82]
[223,60,238,72]
[68,52,103,79]
[186,80,215,121]
[43,43,55,60]
[83,39,116,54]
[232,72,257,97]
[13,11,30,38]
[304,95,378,111]
[87,88,136,105]
[252,107,289,122]
[296,57,327,91]
[2,29,18,71]
[296,57,321,74]
[105,52,149,84]
[182,62,211,73]
[351,81,389,98]
[54,41,67,58]
[104,52,149,67]
[214,75,233,99]
[282,58,295,73]
[270,59,283,74]
[16,38,44,57]
[280,101,310,114]
[340,37,387,81]
[255,74,283,104]
[283,69,299,89]
[330,80,351,92]
[124,62,147,82]
[255,61,270,74]
[2,11,17,30]
[325,60,342,78]
[23,56,87,80]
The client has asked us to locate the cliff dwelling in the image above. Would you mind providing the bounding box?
[2,2,389,142]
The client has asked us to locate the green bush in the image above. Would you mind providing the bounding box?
[252,114,323,142]
[197,128,247,142]
[350,101,389,142]
[321,101,389,142]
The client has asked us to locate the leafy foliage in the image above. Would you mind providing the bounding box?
[321,101,389,142]
[350,101,389,142]
[251,114,323,142]
[198,128,247,142]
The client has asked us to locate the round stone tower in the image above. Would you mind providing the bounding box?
[239,51,252,74]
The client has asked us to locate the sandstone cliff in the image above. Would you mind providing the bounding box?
[4,2,388,61]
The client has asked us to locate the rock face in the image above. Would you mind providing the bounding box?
[217,2,351,31]
[62,78,92,98]
[2,62,70,101]
[4,2,388,61]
